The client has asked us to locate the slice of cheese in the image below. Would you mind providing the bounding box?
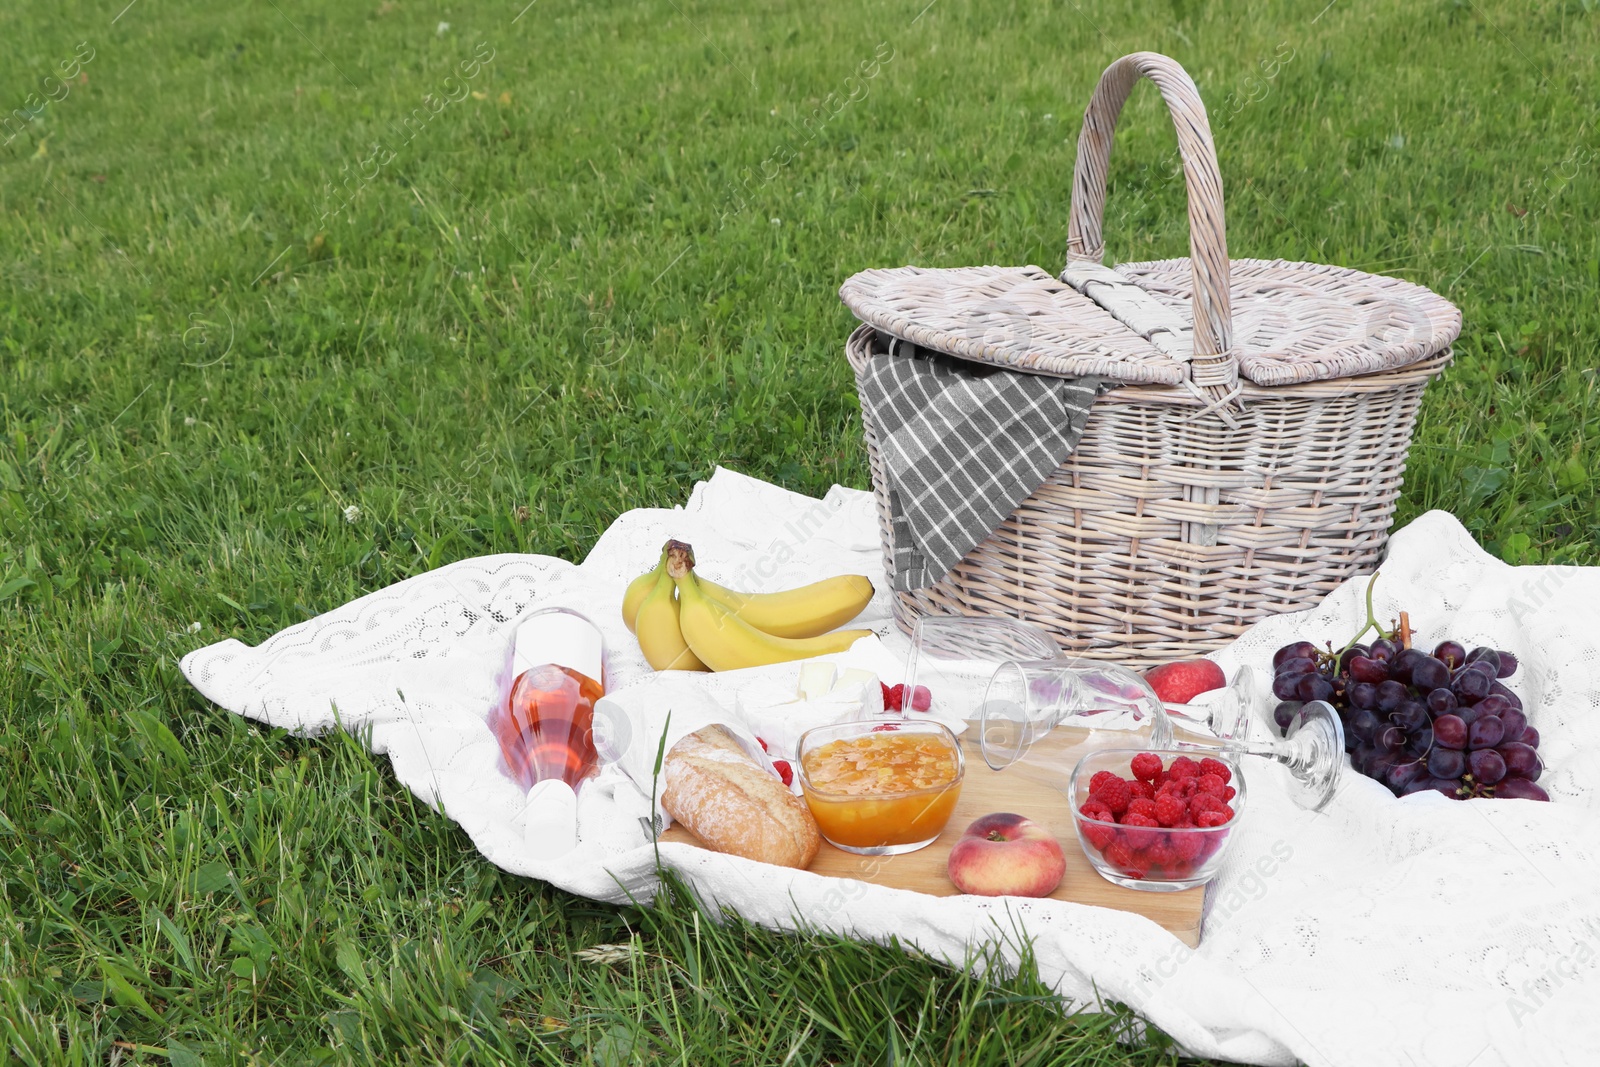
[795,661,837,700]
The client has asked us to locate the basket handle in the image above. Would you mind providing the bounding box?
[1066,52,1234,388]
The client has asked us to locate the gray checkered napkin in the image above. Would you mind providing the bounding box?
[858,334,1104,591]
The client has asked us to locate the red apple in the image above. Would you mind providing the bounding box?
[1143,659,1226,705]
[946,813,1065,897]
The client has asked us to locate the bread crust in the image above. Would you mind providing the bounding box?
[660,726,820,869]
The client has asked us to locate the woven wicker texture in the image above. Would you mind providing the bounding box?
[842,52,1460,666]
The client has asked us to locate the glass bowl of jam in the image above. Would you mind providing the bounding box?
[796,720,964,855]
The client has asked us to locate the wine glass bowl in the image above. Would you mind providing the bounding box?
[978,659,1171,770]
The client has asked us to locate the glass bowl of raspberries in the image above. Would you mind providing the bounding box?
[1068,748,1245,892]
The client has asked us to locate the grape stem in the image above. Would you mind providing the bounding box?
[1331,571,1396,661]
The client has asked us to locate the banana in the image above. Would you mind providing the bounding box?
[697,573,874,639]
[621,551,667,634]
[669,546,872,671]
[634,567,709,672]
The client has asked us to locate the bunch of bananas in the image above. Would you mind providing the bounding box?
[623,540,875,672]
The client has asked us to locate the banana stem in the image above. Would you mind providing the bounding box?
[665,541,694,581]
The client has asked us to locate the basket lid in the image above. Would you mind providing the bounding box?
[838,264,1186,385]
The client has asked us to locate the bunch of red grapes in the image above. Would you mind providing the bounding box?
[1272,637,1548,801]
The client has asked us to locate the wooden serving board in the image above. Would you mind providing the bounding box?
[661,727,1207,946]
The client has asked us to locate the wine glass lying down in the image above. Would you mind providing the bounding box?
[981,662,1345,812]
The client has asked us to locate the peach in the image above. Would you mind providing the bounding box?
[945,813,1065,897]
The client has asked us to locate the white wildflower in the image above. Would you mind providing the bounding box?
[343,504,362,524]
[188,621,202,633]
[769,217,781,226]
[184,416,196,426]
[436,20,451,34]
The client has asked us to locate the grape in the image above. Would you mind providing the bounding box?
[1273,701,1301,736]
[1433,714,1467,750]
[1489,682,1523,711]
[1338,645,1370,672]
[1376,726,1406,753]
[1273,640,1317,668]
[1469,748,1507,785]
[1348,656,1388,684]
[1375,680,1408,712]
[1392,701,1430,734]
[1272,672,1305,700]
[1425,777,1464,798]
[1410,656,1451,692]
[1405,727,1433,759]
[1368,638,1399,662]
[1468,716,1506,751]
[1474,694,1510,718]
[1498,742,1542,781]
[1427,748,1465,779]
[1494,778,1550,801]
[1350,744,1378,775]
[1519,725,1541,748]
[1466,647,1503,675]
[1388,648,1423,684]
[1349,682,1378,710]
[1349,709,1381,742]
[1496,651,1519,678]
[1498,708,1527,741]
[1278,655,1318,677]
[1386,759,1428,792]
[1433,640,1466,668]
[1455,704,1484,727]
[1453,669,1491,702]
[1426,687,1457,715]
[1296,673,1335,703]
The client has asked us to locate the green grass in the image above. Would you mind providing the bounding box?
[1,0,1597,1061]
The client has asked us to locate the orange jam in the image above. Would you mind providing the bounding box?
[800,733,962,848]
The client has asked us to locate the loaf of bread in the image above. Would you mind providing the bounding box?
[660,725,820,869]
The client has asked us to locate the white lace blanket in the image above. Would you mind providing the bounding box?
[181,468,1600,1067]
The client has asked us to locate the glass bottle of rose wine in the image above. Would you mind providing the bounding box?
[494,608,605,790]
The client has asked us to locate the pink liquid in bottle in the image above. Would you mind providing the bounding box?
[492,610,605,790]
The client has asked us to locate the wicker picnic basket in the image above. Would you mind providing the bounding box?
[840,52,1462,668]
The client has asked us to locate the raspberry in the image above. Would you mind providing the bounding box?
[1091,776,1132,816]
[1195,773,1226,798]
[1089,770,1121,797]
[756,737,769,752]
[1126,797,1158,821]
[1103,840,1138,874]
[1153,793,1186,828]
[1080,799,1114,823]
[1128,780,1154,801]
[1198,757,1232,784]
[1120,812,1160,849]
[870,723,900,732]
[1189,792,1224,821]
[1167,756,1201,781]
[772,759,793,787]
[1172,831,1205,863]
[886,683,906,711]
[1079,816,1116,851]
[909,685,932,712]
[1216,803,1235,822]
[1222,786,1236,802]
[1144,838,1178,873]
[1130,752,1163,783]
[1196,809,1229,828]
